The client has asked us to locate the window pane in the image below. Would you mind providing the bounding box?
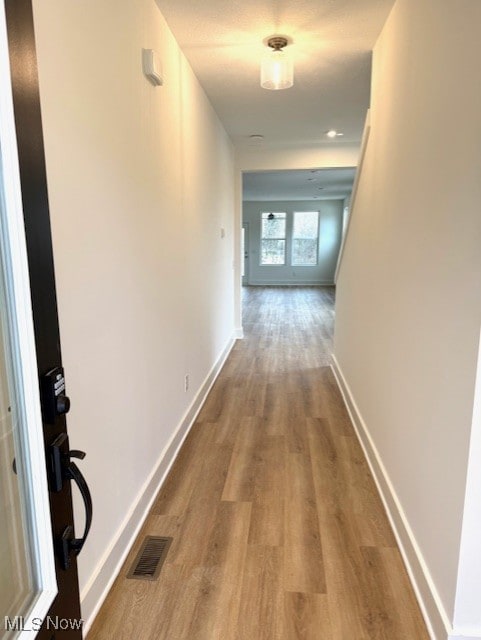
[261,239,285,265]
[292,211,319,265]
[262,218,286,239]
[293,211,319,239]
[292,239,318,265]
[261,212,286,239]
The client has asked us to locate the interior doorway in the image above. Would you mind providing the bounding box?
[240,168,354,289]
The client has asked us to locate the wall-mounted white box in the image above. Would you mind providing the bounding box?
[142,49,163,86]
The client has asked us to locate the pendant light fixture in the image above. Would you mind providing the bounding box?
[261,36,293,91]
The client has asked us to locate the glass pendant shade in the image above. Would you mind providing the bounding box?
[261,48,293,90]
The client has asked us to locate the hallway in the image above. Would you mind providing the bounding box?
[88,287,428,639]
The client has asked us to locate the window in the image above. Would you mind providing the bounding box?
[291,211,319,266]
[260,212,286,265]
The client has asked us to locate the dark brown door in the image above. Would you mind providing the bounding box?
[4,0,89,637]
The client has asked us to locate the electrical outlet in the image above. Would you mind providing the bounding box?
[184,374,189,392]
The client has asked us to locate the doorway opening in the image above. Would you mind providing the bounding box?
[240,167,354,295]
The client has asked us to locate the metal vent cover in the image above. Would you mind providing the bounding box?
[126,536,172,581]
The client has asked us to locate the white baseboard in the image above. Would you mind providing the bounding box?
[330,354,453,640]
[233,327,244,339]
[247,280,335,286]
[81,336,236,635]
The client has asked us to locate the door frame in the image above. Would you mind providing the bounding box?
[0,0,58,629]
[4,0,84,636]
[242,222,249,286]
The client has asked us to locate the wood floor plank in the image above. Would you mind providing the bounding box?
[247,435,285,546]
[151,421,218,517]
[88,562,185,640]
[375,546,430,638]
[185,501,252,639]
[154,564,216,640]
[357,545,422,640]
[285,393,310,455]
[263,383,287,436]
[221,417,262,502]
[307,416,357,515]
[87,286,429,640]
[236,545,286,640]
[284,452,326,594]
[284,592,333,640]
[196,377,230,422]
[319,510,373,640]
[167,443,233,567]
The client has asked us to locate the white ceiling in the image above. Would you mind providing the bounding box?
[243,168,355,201]
[155,0,393,200]
[155,0,395,150]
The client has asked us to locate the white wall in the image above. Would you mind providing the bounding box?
[31,0,235,627]
[236,144,360,173]
[334,0,481,638]
[243,200,343,285]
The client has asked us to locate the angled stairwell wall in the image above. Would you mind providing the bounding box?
[333,0,481,638]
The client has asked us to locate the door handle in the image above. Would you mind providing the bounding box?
[50,435,93,568]
[66,450,92,556]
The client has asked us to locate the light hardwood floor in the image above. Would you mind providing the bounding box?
[88,286,429,639]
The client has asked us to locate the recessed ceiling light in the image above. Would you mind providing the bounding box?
[249,134,264,142]
[310,169,322,174]
[307,177,316,181]
[326,129,344,138]
[317,187,325,190]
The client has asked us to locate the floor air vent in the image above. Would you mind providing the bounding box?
[127,536,172,581]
